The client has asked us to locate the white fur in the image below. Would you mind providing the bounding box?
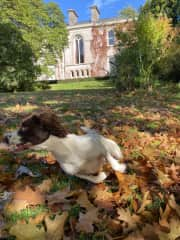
[32,128,126,183]
[4,131,21,145]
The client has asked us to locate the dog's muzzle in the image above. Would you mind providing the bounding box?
[3,131,21,145]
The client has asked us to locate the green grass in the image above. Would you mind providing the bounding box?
[6,205,47,223]
[50,79,114,91]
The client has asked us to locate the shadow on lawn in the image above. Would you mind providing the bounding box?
[0,87,179,136]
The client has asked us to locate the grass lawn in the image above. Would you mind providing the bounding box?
[49,78,114,90]
[0,81,179,239]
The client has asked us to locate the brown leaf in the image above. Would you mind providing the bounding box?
[13,186,44,205]
[168,194,180,217]
[76,190,99,233]
[5,199,29,214]
[0,143,9,150]
[9,223,45,240]
[137,191,152,214]
[156,217,180,240]
[159,204,171,231]
[123,231,145,240]
[45,212,68,240]
[76,190,94,209]
[44,152,57,165]
[37,179,53,193]
[117,208,140,233]
[46,189,78,206]
[167,163,180,182]
[141,224,159,240]
[75,208,99,233]
[156,169,174,187]
[89,184,116,210]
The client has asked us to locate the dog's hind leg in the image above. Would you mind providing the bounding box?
[107,153,126,173]
[75,172,108,183]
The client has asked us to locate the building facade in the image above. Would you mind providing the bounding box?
[46,6,130,80]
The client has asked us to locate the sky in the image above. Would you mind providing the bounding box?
[45,0,146,23]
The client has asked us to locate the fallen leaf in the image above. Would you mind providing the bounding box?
[168,194,180,217]
[159,204,171,231]
[44,152,57,165]
[5,199,29,213]
[141,224,159,240]
[5,186,44,214]
[10,223,45,240]
[37,179,53,193]
[156,169,174,186]
[167,163,180,182]
[123,231,145,240]
[46,189,79,206]
[89,183,116,210]
[75,208,99,233]
[156,217,180,240]
[76,190,94,209]
[13,186,44,205]
[117,208,140,233]
[45,212,68,240]
[0,143,9,150]
[76,190,99,233]
[137,191,152,214]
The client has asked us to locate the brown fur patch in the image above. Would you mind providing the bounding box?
[34,108,68,138]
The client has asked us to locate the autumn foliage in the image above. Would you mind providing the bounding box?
[0,87,179,240]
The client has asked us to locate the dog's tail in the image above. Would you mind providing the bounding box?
[104,138,123,159]
[81,127,126,173]
[104,139,126,173]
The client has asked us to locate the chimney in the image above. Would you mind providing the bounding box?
[90,5,100,23]
[68,9,78,25]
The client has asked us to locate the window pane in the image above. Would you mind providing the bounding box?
[108,30,115,45]
[75,36,84,64]
[76,39,79,64]
[79,38,84,63]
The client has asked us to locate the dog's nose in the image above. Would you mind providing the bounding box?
[3,135,10,144]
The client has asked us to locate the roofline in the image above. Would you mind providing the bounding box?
[67,18,135,30]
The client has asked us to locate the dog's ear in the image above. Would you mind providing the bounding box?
[22,113,40,126]
[38,110,68,138]
[31,114,41,124]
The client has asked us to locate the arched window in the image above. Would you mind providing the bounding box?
[108,30,115,45]
[75,35,84,64]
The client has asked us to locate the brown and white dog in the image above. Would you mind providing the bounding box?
[4,109,126,183]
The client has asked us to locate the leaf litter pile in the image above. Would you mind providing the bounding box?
[0,88,179,240]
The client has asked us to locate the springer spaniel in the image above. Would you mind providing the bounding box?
[3,109,126,183]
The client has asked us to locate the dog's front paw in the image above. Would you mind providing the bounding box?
[115,163,127,173]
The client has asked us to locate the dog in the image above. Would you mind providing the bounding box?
[3,109,126,183]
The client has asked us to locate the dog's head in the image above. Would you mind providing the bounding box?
[3,109,68,145]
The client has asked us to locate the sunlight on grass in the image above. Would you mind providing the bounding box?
[50,79,114,91]
[5,103,37,113]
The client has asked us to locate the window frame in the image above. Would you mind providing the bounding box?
[75,35,84,64]
[108,30,115,46]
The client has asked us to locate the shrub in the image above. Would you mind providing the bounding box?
[155,43,180,82]
[113,46,139,91]
[114,14,174,91]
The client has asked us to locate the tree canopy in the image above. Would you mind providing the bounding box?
[141,0,180,25]
[119,6,138,19]
[0,0,67,91]
[0,0,67,69]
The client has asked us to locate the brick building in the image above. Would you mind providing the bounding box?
[41,5,129,81]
